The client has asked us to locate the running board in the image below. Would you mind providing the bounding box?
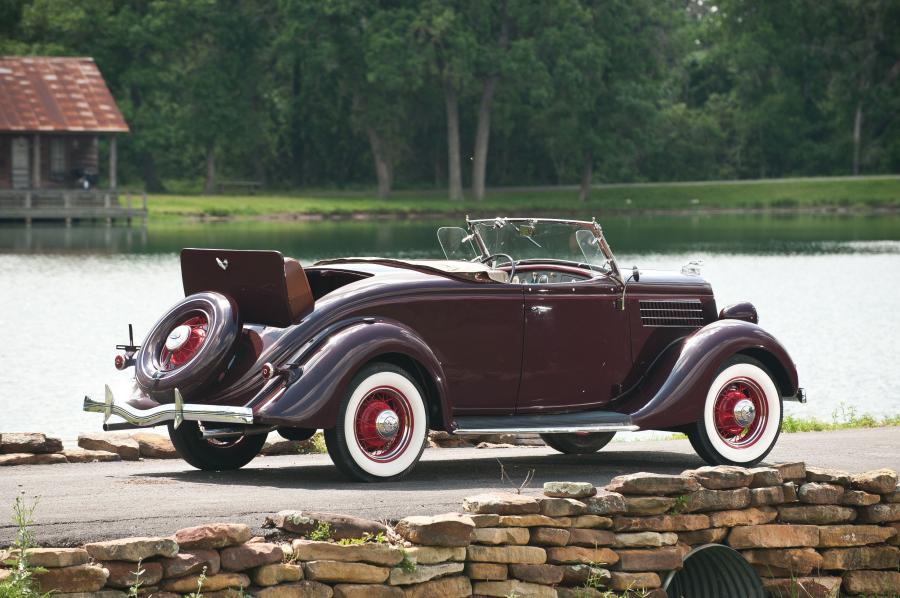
[453,411,638,435]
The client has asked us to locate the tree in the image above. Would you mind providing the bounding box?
[2,0,897,190]
[158,0,272,194]
[526,0,603,199]
[824,0,900,174]
[411,1,476,200]
[279,0,422,198]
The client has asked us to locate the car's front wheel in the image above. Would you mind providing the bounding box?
[540,432,616,454]
[168,421,267,471]
[325,363,428,482]
[687,356,783,467]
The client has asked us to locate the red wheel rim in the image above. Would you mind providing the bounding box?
[713,377,768,449]
[159,314,208,371]
[354,386,413,463]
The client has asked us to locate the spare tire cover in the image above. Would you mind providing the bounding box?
[135,291,240,401]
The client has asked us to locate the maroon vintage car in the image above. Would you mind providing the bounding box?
[85,217,805,482]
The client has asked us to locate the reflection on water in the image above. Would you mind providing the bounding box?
[3,213,900,258]
[1,213,899,439]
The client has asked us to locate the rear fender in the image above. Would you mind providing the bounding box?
[621,319,798,430]
[254,319,450,429]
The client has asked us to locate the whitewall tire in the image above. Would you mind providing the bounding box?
[688,357,783,466]
[325,363,428,482]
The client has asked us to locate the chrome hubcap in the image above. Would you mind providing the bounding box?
[732,399,757,427]
[375,410,400,439]
[165,325,192,351]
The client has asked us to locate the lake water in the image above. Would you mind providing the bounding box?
[1,213,899,440]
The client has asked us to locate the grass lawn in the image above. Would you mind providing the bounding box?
[659,406,900,442]
[144,175,900,219]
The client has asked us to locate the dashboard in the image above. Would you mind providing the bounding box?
[510,269,592,284]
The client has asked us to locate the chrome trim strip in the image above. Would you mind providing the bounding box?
[453,424,640,435]
[83,394,254,428]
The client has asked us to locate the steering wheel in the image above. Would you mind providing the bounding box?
[480,253,516,282]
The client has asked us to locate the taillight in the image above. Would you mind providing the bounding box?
[114,354,126,370]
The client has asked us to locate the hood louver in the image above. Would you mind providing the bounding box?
[640,299,704,327]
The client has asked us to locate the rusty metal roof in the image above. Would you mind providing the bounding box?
[0,56,129,133]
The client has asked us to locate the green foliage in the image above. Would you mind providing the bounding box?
[297,432,327,455]
[668,495,690,515]
[397,550,417,574]
[336,532,387,546]
[307,522,333,542]
[2,1,898,192]
[0,496,51,598]
[184,566,207,598]
[781,403,900,433]
[126,559,144,598]
[584,565,609,589]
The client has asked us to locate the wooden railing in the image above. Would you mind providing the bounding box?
[0,189,147,225]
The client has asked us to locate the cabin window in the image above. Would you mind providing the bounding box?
[49,138,67,181]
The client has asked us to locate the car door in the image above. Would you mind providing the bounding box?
[373,282,525,415]
[516,276,631,413]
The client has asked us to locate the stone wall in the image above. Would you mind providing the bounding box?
[2,461,899,597]
[0,432,321,466]
[0,432,178,465]
[0,430,539,467]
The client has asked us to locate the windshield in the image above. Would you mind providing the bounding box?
[470,218,612,271]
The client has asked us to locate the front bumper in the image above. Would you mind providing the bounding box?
[83,385,254,431]
[785,387,807,403]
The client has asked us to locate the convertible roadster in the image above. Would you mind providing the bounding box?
[85,217,805,482]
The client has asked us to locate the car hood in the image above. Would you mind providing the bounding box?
[635,269,710,286]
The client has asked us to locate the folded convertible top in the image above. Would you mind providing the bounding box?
[313,257,509,283]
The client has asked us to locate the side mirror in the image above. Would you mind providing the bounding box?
[632,266,640,282]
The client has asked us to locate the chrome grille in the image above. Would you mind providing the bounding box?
[640,300,704,327]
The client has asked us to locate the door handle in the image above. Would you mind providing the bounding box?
[529,305,553,314]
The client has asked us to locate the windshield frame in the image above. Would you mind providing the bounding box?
[465,217,623,286]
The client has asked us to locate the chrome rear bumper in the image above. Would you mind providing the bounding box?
[83,385,254,430]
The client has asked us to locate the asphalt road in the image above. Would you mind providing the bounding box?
[2,427,898,547]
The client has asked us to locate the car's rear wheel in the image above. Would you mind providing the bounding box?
[324,363,428,483]
[687,356,783,467]
[168,421,266,471]
[540,432,616,454]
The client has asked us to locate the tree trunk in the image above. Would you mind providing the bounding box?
[579,149,593,202]
[852,100,863,175]
[203,144,216,195]
[472,76,498,201]
[445,79,463,201]
[366,127,392,198]
[254,154,267,188]
[141,152,164,192]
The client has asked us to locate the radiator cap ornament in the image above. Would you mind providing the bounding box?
[681,260,703,276]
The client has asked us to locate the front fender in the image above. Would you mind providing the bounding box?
[254,319,450,429]
[622,319,798,430]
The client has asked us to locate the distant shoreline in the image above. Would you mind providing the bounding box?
[140,175,900,222]
[174,203,900,223]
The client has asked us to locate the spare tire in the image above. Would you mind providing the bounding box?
[135,291,240,401]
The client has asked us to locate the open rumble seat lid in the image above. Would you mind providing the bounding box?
[181,248,313,327]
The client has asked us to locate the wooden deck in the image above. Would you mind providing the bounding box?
[0,189,147,224]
